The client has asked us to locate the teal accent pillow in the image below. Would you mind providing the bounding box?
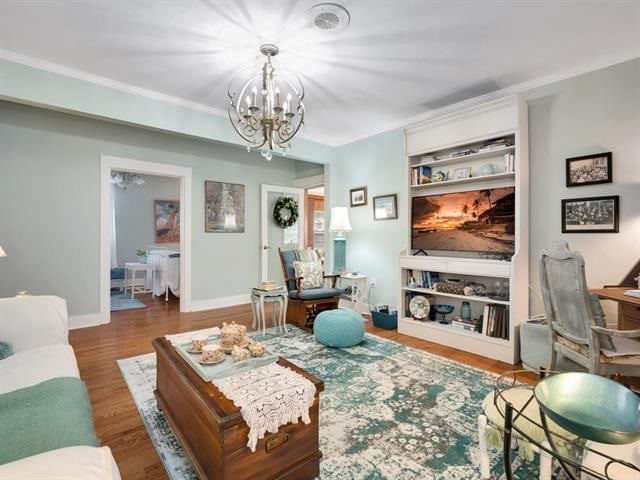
[0,377,99,464]
[0,341,13,359]
[314,309,365,348]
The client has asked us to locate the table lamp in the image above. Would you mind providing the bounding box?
[329,207,352,273]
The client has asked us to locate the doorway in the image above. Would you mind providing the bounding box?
[305,185,325,251]
[261,184,305,282]
[100,156,192,324]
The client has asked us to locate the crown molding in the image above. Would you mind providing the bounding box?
[0,48,331,145]
[329,49,640,148]
[0,48,230,117]
[1,47,638,149]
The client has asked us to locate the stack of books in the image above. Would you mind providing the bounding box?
[411,165,432,185]
[254,281,282,292]
[504,153,515,172]
[451,317,482,333]
[482,304,509,340]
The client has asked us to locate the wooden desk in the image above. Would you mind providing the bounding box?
[590,287,640,330]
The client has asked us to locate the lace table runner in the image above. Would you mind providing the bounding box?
[164,327,221,346]
[212,363,316,452]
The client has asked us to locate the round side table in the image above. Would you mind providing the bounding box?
[251,287,288,337]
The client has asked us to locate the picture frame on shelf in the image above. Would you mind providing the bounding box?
[452,167,472,180]
[566,152,612,187]
[373,194,398,221]
[349,186,368,207]
[561,195,619,233]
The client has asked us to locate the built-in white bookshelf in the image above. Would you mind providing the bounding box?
[399,96,529,364]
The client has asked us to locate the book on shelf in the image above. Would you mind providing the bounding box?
[504,153,515,172]
[411,165,432,185]
[483,304,509,340]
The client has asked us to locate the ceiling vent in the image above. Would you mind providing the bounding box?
[306,3,350,34]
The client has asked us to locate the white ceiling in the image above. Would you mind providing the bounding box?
[0,1,638,146]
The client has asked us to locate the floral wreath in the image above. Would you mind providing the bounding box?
[273,197,299,228]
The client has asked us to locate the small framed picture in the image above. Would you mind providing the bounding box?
[566,152,612,187]
[452,167,472,180]
[373,194,398,221]
[350,186,368,207]
[561,195,619,233]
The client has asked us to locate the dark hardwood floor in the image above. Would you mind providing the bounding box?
[69,294,534,480]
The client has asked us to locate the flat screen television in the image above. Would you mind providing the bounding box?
[411,186,515,255]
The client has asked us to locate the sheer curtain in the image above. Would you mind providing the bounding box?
[110,184,118,268]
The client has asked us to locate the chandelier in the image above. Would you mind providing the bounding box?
[228,44,305,161]
[111,171,145,190]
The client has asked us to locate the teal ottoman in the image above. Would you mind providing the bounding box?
[314,309,365,348]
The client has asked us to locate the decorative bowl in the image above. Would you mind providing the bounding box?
[409,295,430,320]
[248,341,266,357]
[231,346,250,362]
[534,372,640,444]
[432,304,454,322]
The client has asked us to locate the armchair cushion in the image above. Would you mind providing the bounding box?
[0,296,68,353]
[293,261,323,289]
[289,288,342,300]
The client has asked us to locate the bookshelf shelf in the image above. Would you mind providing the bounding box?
[401,287,510,306]
[410,145,516,168]
[399,96,529,365]
[399,318,512,347]
[410,171,515,189]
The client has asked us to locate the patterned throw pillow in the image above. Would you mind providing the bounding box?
[0,342,13,360]
[293,261,323,290]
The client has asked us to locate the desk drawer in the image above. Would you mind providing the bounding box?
[622,303,640,321]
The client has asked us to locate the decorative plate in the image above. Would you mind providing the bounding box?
[409,295,430,320]
[197,355,225,366]
[186,345,205,354]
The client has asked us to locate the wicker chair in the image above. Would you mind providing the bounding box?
[539,241,640,377]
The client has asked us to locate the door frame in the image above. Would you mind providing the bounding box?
[260,184,305,281]
[100,155,192,324]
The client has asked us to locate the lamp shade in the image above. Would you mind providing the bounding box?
[329,207,352,232]
[0,245,5,258]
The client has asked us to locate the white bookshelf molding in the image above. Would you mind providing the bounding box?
[399,96,529,364]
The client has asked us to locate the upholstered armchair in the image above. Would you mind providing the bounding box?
[539,241,640,377]
[278,248,341,329]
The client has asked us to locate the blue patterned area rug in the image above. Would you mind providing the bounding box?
[110,292,146,311]
[117,327,542,480]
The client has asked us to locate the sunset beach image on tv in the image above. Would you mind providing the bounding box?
[412,187,515,254]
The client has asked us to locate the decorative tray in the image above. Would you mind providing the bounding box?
[175,342,278,381]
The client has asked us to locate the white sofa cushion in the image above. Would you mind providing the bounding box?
[0,446,121,480]
[0,344,79,395]
[0,296,68,353]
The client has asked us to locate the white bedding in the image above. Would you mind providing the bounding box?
[146,249,180,297]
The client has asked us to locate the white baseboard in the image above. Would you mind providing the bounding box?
[68,313,104,330]
[339,299,371,317]
[190,294,251,312]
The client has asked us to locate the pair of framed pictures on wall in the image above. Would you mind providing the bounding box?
[562,152,618,233]
[349,186,398,221]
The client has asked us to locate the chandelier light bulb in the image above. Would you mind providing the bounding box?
[227,44,305,160]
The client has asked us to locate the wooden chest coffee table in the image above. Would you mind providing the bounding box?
[153,337,323,480]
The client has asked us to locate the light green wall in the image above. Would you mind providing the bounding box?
[330,58,640,317]
[0,58,334,165]
[522,58,640,316]
[330,129,406,307]
[0,101,319,315]
[114,174,180,266]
